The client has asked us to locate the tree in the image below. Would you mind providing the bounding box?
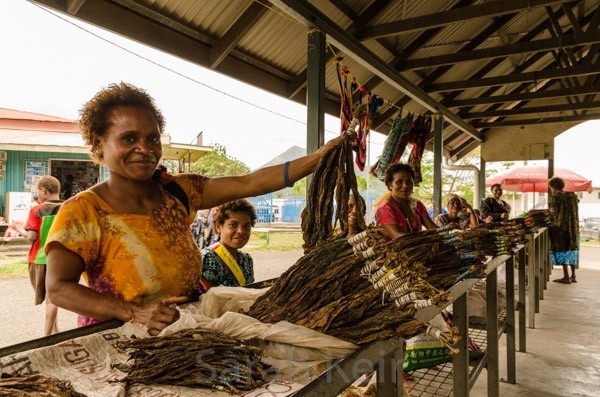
[412,148,484,208]
[189,143,250,176]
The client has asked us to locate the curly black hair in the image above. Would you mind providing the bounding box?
[79,82,165,164]
[548,177,565,191]
[212,199,258,229]
[383,163,416,188]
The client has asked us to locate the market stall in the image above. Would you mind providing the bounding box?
[0,217,551,396]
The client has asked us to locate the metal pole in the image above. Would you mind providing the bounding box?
[306,29,326,188]
[433,114,443,216]
[505,255,516,383]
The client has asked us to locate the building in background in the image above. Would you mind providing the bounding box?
[0,108,211,224]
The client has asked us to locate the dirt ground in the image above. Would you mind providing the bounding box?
[0,249,303,349]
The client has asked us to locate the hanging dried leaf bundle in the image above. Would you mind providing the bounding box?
[301,116,366,252]
[116,328,271,394]
[0,373,87,396]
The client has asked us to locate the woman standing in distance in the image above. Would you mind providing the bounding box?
[45,82,344,335]
[374,163,437,239]
[548,177,580,284]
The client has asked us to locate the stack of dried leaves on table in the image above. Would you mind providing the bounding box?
[249,221,528,350]
[116,328,272,394]
[0,373,87,396]
[254,111,550,350]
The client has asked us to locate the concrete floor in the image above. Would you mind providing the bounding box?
[470,245,600,397]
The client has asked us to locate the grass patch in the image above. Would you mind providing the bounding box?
[580,238,600,247]
[246,231,304,251]
[0,258,28,279]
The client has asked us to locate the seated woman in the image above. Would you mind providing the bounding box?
[336,193,367,237]
[434,195,479,230]
[374,163,437,239]
[481,184,511,222]
[201,199,256,289]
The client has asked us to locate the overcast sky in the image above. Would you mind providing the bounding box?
[1,0,378,170]
[1,1,597,184]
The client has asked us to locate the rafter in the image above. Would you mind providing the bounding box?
[472,112,600,127]
[355,0,571,39]
[400,31,600,70]
[429,64,600,92]
[209,2,268,69]
[452,85,600,107]
[464,101,600,119]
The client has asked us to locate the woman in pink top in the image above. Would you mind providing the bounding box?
[375,163,437,239]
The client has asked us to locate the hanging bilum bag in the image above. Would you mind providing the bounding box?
[355,94,384,170]
[370,112,431,185]
[406,114,431,185]
[370,111,413,180]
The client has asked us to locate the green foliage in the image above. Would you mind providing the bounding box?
[189,143,250,176]
[290,178,307,197]
[356,175,367,191]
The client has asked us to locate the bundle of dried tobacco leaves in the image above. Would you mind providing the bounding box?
[264,105,547,351]
[301,116,366,252]
[250,216,541,349]
[116,328,272,394]
[0,373,87,396]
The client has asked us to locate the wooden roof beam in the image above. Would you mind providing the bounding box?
[452,85,600,106]
[355,0,572,39]
[209,2,268,69]
[472,112,600,127]
[271,0,482,140]
[450,140,482,161]
[464,100,600,119]
[429,64,600,92]
[401,30,600,70]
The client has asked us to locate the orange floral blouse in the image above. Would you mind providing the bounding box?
[46,174,206,326]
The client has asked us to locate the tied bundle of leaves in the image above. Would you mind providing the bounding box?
[249,227,458,347]
[251,219,533,350]
[0,373,87,396]
[116,328,272,394]
[522,209,554,231]
[301,114,366,252]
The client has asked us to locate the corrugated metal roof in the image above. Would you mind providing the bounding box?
[0,108,77,124]
[0,128,86,147]
[28,0,600,161]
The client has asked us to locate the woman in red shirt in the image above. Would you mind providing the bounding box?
[375,163,437,239]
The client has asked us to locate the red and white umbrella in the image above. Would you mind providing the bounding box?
[486,165,593,193]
